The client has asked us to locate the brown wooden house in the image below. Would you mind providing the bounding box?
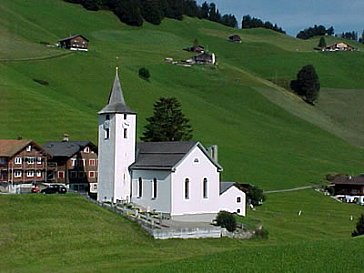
[58,34,89,51]
[331,175,364,196]
[43,140,98,193]
[228,34,242,43]
[0,140,50,190]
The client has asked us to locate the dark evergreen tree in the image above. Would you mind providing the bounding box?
[141,97,193,142]
[140,0,162,25]
[112,0,143,26]
[221,14,237,28]
[241,14,285,34]
[290,65,320,105]
[297,25,332,40]
[199,1,209,19]
[327,26,335,36]
[164,0,183,20]
[352,214,364,237]
[318,36,327,48]
[183,0,199,17]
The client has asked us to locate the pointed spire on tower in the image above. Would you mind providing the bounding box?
[99,67,135,114]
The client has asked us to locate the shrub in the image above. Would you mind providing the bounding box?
[216,211,237,232]
[352,214,364,237]
[139,67,150,80]
[254,226,269,239]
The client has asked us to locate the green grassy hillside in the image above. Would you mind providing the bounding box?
[1,193,364,273]
[1,0,364,190]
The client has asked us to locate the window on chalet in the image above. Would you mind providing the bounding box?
[58,171,65,179]
[152,178,157,199]
[185,178,190,199]
[26,170,34,177]
[203,178,208,199]
[89,159,96,166]
[138,177,143,198]
[84,147,90,153]
[89,171,96,178]
[26,145,31,152]
[14,157,22,164]
[36,170,42,177]
[124,128,128,139]
[14,171,22,178]
[71,158,76,167]
[237,197,241,203]
[26,157,35,164]
[36,157,42,165]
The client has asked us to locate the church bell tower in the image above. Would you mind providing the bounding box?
[97,68,136,203]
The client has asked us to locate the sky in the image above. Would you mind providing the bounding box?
[196,0,363,36]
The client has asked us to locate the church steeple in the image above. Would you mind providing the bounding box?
[98,67,135,114]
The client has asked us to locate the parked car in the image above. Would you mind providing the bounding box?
[31,185,40,193]
[41,184,67,194]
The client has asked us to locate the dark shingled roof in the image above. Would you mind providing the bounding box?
[220,182,236,194]
[43,141,96,158]
[130,141,222,171]
[332,175,364,186]
[58,34,89,42]
[98,69,135,115]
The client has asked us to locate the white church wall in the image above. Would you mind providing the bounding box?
[131,170,171,213]
[219,186,246,216]
[171,145,221,216]
[113,113,136,202]
[97,114,116,202]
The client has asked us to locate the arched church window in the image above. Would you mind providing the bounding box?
[184,178,190,199]
[138,177,143,198]
[152,178,157,199]
[203,178,208,199]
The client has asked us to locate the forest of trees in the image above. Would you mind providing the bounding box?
[241,15,285,34]
[64,0,237,28]
[296,25,334,40]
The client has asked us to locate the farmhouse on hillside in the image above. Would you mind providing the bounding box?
[43,138,98,194]
[97,69,245,221]
[228,34,242,43]
[187,52,216,65]
[331,175,364,197]
[0,140,50,192]
[323,42,355,52]
[58,34,89,51]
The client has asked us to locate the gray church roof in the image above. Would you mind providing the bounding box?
[43,141,96,158]
[220,182,236,194]
[130,141,222,171]
[98,69,136,115]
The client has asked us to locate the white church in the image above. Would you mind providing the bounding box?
[97,70,246,221]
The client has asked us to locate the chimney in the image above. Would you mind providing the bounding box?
[62,133,69,142]
[207,145,218,162]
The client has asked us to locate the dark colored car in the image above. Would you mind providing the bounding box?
[41,184,67,194]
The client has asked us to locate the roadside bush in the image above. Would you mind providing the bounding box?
[216,211,237,232]
[352,214,364,237]
[139,67,150,80]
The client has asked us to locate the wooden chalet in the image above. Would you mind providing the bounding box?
[0,139,50,187]
[58,34,89,51]
[331,175,364,196]
[43,139,98,193]
[228,34,242,43]
[323,42,355,52]
[191,52,216,65]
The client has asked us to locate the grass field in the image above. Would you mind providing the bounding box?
[1,193,364,273]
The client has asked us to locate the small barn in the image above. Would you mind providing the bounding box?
[191,52,216,65]
[323,42,355,52]
[228,34,242,43]
[58,34,89,51]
